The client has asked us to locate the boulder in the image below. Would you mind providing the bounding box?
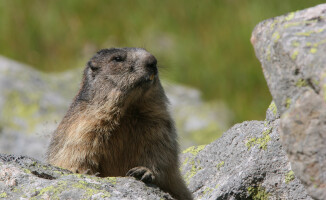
[251,3,326,199]
[0,154,173,199]
[181,117,310,199]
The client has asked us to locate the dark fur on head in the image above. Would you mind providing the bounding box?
[47,48,193,200]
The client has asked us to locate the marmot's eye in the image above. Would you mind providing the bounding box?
[113,56,123,62]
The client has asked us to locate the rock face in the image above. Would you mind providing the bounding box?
[0,154,173,199]
[181,117,311,200]
[252,3,326,199]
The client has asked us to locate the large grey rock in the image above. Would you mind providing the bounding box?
[181,119,311,200]
[0,154,172,200]
[251,4,326,199]
[0,56,232,161]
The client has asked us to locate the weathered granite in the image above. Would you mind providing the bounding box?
[252,3,326,199]
[0,154,173,200]
[181,119,310,200]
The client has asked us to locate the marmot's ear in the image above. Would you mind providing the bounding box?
[88,60,100,71]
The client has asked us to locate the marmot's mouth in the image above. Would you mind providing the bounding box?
[132,73,156,89]
[149,74,155,81]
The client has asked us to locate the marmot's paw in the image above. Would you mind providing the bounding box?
[126,166,155,184]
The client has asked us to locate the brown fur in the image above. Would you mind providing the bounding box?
[47,48,193,200]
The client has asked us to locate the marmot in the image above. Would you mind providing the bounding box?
[47,48,193,200]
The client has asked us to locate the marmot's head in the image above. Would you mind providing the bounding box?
[77,48,161,103]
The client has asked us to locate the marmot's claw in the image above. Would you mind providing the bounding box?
[126,166,155,184]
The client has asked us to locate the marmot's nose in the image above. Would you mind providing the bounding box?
[144,55,158,75]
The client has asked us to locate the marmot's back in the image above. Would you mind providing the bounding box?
[47,48,193,200]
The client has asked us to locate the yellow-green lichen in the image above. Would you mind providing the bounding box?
[31,181,68,199]
[203,187,213,195]
[323,84,326,102]
[72,181,111,198]
[295,79,307,87]
[285,98,291,109]
[199,187,214,198]
[181,157,189,170]
[0,193,7,198]
[296,28,325,36]
[246,128,272,150]
[35,185,58,199]
[272,31,280,42]
[285,170,295,184]
[266,46,271,61]
[183,145,206,156]
[216,161,225,170]
[291,41,300,47]
[184,159,202,184]
[312,78,319,86]
[285,12,295,21]
[247,186,269,200]
[24,168,32,174]
[306,39,326,51]
[268,101,277,116]
[284,22,301,29]
[291,50,299,60]
[106,177,117,185]
[310,48,317,54]
[270,19,279,30]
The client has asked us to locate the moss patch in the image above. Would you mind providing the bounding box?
[285,170,295,184]
[246,128,272,150]
[247,186,269,200]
